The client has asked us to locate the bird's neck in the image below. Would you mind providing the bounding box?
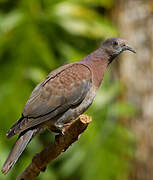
[80,48,109,89]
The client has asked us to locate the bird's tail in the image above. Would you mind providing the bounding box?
[1,128,39,174]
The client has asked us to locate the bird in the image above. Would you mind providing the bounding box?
[1,37,136,174]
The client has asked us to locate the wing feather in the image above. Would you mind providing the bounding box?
[7,63,92,136]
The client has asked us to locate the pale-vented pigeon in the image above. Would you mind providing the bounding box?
[2,37,136,174]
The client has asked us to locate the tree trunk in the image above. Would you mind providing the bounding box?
[113,0,153,179]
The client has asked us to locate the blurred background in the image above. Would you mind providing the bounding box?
[0,0,153,179]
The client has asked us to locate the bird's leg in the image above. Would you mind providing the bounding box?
[63,119,81,140]
[52,119,77,135]
[63,122,73,128]
[61,122,73,134]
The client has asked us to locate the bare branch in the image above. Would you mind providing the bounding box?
[16,114,92,180]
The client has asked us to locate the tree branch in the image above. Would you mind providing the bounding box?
[16,114,92,180]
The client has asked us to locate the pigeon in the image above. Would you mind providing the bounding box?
[1,37,136,174]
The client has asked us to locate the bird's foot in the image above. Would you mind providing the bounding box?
[64,122,73,127]
[61,122,73,134]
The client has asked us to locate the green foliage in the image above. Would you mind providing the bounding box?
[0,0,135,179]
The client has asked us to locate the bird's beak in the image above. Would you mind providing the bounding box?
[122,45,136,53]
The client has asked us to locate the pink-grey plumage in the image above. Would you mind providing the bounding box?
[2,37,136,174]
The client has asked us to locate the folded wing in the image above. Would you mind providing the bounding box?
[7,63,92,137]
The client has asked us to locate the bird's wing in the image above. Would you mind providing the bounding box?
[8,63,92,135]
[23,63,92,118]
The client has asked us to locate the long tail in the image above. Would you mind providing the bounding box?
[1,128,39,174]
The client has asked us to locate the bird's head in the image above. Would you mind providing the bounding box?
[101,37,136,64]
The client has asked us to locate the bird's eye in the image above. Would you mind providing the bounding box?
[113,41,118,46]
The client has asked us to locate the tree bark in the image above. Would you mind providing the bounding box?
[113,0,153,179]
